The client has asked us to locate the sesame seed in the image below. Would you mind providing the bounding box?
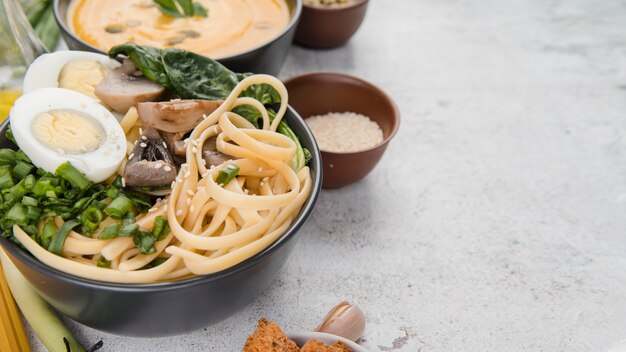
[176,177,182,183]
[202,114,208,119]
[121,178,126,187]
[185,198,191,205]
[184,171,191,178]
[191,140,199,146]
[186,189,194,196]
[171,181,176,188]
[176,210,183,216]
[304,112,383,152]
[141,135,147,140]
[258,167,263,172]
[201,159,207,166]
[148,207,156,213]
[164,165,172,172]
[244,189,249,194]
[154,163,163,169]
[164,205,168,211]
[162,141,167,148]
[140,142,147,148]
[138,128,143,135]
[190,205,195,212]
[260,182,265,186]
[128,153,134,160]
[192,147,197,153]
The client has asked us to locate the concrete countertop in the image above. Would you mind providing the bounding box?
[28,0,626,350]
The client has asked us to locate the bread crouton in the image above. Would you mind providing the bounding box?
[300,339,353,352]
[242,318,300,352]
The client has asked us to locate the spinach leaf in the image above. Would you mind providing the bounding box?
[109,43,173,89]
[161,48,239,100]
[153,0,208,18]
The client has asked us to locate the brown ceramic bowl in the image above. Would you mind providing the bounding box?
[294,0,369,49]
[284,72,399,188]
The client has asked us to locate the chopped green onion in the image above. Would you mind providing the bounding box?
[80,206,103,234]
[97,256,111,268]
[32,177,60,197]
[104,196,134,219]
[133,231,156,254]
[25,206,42,221]
[119,223,139,236]
[55,162,92,191]
[0,149,16,166]
[22,196,38,207]
[0,167,14,189]
[12,161,34,179]
[14,150,31,163]
[48,219,80,255]
[216,164,239,186]
[38,220,57,249]
[152,215,170,241]
[5,203,27,224]
[99,224,120,240]
[23,174,35,189]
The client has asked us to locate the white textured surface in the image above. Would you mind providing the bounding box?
[27,0,626,350]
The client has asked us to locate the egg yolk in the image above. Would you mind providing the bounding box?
[58,60,107,101]
[31,110,104,154]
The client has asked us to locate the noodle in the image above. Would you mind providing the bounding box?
[15,75,312,284]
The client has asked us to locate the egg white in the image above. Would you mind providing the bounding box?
[22,51,120,94]
[9,88,127,183]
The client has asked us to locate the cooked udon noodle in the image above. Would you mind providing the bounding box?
[12,75,312,284]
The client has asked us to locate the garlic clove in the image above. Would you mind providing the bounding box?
[314,301,366,342]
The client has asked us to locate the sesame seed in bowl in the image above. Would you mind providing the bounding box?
[285,72,400,188]
[305,112,383,153]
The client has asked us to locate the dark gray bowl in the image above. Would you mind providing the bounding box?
[53,0,302,75]
[0,107,321,337]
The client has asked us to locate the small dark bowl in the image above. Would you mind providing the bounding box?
[294,0,368,49]
[284,72,399,188]
[53,0,302,75]
[0,107,322,337]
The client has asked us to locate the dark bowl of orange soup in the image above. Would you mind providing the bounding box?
[54,0,302,75]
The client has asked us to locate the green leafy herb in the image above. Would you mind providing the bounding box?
[153,0,208,18]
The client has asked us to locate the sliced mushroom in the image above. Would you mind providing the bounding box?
[124,128,177,191]
[94,66,165,114]
[158,130,187,164]
[137,100,222,133]
[202,136,232,168]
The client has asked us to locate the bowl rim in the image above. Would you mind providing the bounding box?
[287,331,369,352]
[52,0,303,61]
[302,0,368,11]
[0,105,322,291]
[283,71,400,156]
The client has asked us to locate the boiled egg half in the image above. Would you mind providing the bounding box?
[10,88,126,183]
[23,51,120,104]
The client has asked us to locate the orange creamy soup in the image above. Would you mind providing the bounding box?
[69,0,290,59]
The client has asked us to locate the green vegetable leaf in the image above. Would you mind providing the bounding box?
[109,43,173,89]
[161,48,238,99]
[153,0,208,18]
